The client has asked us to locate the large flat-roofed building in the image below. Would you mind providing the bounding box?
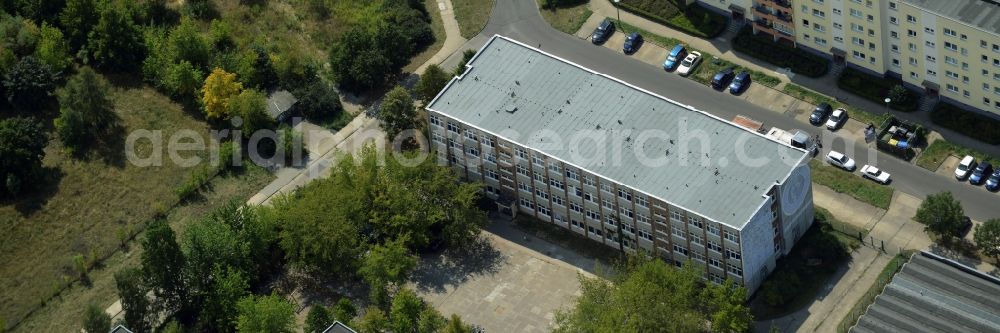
[425,35,814,292]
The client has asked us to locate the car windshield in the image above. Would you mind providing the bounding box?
[667,55,677,61]
[959,164,969,171]
[837,155,847,163]
[681,59,692,66]
[974,167,986,176]
[831,114,840,121]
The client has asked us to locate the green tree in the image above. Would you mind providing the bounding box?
[182,217,251,307]
[2,0,66,24]
[379,85,417,140]
[389,288,423,333]
[356,307,388,333]
[554,257,752,333]
[226,89,273,137]
[294,80,343,121]
[915,191,966,239]
[305,305,333,333]
[0,14,40,57]
[161,60,204,104]
[59,0,98,52]
[54,66,117,154]
[328,26,392,93]
[0,117,48,196]
[236,294,297,333]
[975,219,1000,261]
[333,298,357,323]
[360,237,417,301]
[140,219,187,313]
[82,303,111,333]
[34,22,71,73]
[115,267,151,333]
[167,16,209,68]
[202,267,249,333]
[235,43,277,90]
[441,314,473,333]
[888,84,911,107]
[207,201,280,284]
[3,56,57,110]
[416,306,446,333]
[452,49,476,76]
[415,64,450,102]
[209,19,234,51]
[82,0,144,71]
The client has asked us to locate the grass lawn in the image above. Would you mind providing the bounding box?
[615,0,725,38]
[809,160,893,209]
[537,1,594,35]
[915,139,1000,171]
[611,19,781,88]
[783,84,890,127]
[453,0,495,38]
[10,165,273,333]
[750,211,857,319]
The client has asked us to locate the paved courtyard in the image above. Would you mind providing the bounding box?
[409,219,600,333]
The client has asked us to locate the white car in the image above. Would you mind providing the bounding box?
[825,151,856,171]
[861,164,891,184]
[955,155,976,179]
[676,51,702,76]
[826,108,847,130]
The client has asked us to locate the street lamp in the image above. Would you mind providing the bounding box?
[884,97,891,115]
[614,0,623,32]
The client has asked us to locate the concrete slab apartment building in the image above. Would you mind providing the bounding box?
[425,35,814,293]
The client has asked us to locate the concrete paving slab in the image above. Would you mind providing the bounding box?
[936,155,960,176]
[575,15,604,40]
[812,185,886,231]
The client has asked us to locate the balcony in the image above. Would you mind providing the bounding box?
[753,5,793,23]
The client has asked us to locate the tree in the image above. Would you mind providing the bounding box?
[0,117,48,196]
[209,19,234,51]
[356,307,387,333]
[54,66,117,154]
[975,219,1000,261]
[202,267,249,333]
[167,16,209,68]
[82,303,111,333]
[3,56,57,110]
[332,298,357,323]
[34,22,71,73]
[360,237,417,300]
[235,294,297,333]
[226,89,273,137]
[81,0,144,71]
[114,267,151,333]
[59,0,98,52]
[162,60,204,104]
[181,217,251,307]
[452,49,476,76]
[554,257,752,332]
[294,80,343,121]
[140,219,187,313]
[416,306,446,333]
[305,305,333,333]
[379,86,417,140]
[415,64,450,102]
[914,191,966,239]
[0,14,40,57]
[441,314,473,333]
[235,43,277,90]
[202,68,242,119]
[389,288,423,333]
[888,84,911,107]
[328,26,392,94]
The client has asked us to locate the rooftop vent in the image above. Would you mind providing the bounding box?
[504,105,518,113]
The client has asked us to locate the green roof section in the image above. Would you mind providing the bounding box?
[427,35,808,228]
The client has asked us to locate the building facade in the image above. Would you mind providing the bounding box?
[751,0,1000,116]
[426,35,814,293]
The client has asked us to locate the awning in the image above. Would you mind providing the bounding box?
[728,4,746,13]
[829,47,847,56]
[921,80,940,91]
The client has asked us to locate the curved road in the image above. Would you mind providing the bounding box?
[446,0,997,221]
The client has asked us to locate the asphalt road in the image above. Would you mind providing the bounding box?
[465,0,997,221]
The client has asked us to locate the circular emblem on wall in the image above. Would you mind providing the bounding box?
[781,165,810,216]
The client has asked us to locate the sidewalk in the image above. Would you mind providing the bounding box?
[586,0,1000,161]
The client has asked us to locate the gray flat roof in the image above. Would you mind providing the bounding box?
[850,252,1000,333]
[427,35,807,228]
[903,0,1000,36]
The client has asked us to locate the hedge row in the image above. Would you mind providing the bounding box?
[614,2,726,39]
[837,67,918,112]
[930,103,1000,145]
[731,27,829,78]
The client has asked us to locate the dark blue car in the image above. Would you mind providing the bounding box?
[728,71,751,94]
[711,67,735,90]
[985,169,1000,191]
[591,19,615,44]
[623,32,643,54]
[970,162,992,185]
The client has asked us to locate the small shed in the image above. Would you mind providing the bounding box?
[267,90,298,122]
[110,325,134,333]
[322,321,359,333]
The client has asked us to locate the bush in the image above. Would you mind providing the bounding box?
[732,27,829,78]
[837,67,918,111]
[3,56,57,110]
[295,80,343,121]
[0,117,48,196]
[542,0,588,9]
[614,1,725,39]
[930,102,1000,145]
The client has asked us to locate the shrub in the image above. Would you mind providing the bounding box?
[3,56,57,110]
[836,67,918,111]
[930,102,1000,145]
[542,0,588,9]
[614,1,725,38]
[294,79,343,121]
[732,27,829,78]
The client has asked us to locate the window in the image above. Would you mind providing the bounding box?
[945,56,958,65]
[466,147,479,157]
[889,2,897,10]
[638,229,652,241]
[549,178,564,190]
[619,207,633,219]
[635,195,648,208]
[691,251,705,262]
[672,226,686,239]
[673,244,688,256]
[851,23,863,32]
[946,71,959,79]
[690,234,704,246]
[602,198,614,209]
[465,130,477,141]
[688,216,703,229]
[867,14,874,22]
[707,223,720,236]
[537,205,550,217]
[586,209,600,220]
[944,42,958,51]
[518,182,531,193]
[832,22,842,30]
[947,84,959,93]
[891,44,899,53]
[908,29,917,37]
[834,36,843,43]
[432,132,444,143]
[548,163,560,173]
[926,55,936,62]
[964,90,971,98]
[515,147,527,159]
[565,169,579,181]
[892,58,900,67]
[813,23,825,32]
[601,183,613,193]
[516,164,529,176]
[889,16,898,25]
[430,115,442,126]
[708,258,722,269]
[924,27,934,34]
[636,214,649,225]
[815,38,827,46]
[486,169,498,181]
[849,8,861,18]
[812,9,825,18]
[726,249,742,260]
[533,171,545,182]
[852,50,866,60]
[983,40,990,49]
[963,62,970,71]
[582,176,595,187]
[447,122,459,133]
[552,195,564,206]
[728,263,743,277]
[707,240,722,253]
[944,28,957,37]
[532,154,544,166]
[724,230,740,243]
[927,69,936,76]
[906,15,916,23]
[909,57,918,65]
[570,202,583,213]
[617,189,632,201]
[851,37,865,46]
[925,41,935,48]
[669,210,683,223]
[890,31,898,39]
[802,19,809,27]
